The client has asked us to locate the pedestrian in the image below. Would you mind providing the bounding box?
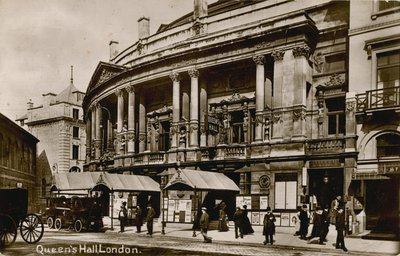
[329,195,341,224]
[192,208,201,237]
[335,203,348,252]
[320,206,330,243]
[118,201,127,233]
[263,207,276,245]
[242,205,254,234]
[200,207,212,243]
[293,206,302,236]
[145,203,155,237]
[307,206,323,242]
[218,202,229,232]
[135,205,143,233]
[233,207,244,239]
[298,204,309,240]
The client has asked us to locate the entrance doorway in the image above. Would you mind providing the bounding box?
[308,168,343,208]
[201,190,237,220]
[92,184,111,217]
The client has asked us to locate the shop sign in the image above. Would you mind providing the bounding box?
[207,115,219,133]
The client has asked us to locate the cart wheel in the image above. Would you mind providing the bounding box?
[0,214,17,248]
[20,213,44,244]
[74,219,83,232]
[47,217,54,229]
[54,218,62,230]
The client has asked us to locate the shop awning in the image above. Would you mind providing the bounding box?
[51,172,160,193]
[163,168,240,192]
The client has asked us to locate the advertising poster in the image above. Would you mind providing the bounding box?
[168,200,175,222]
[251,212,260,225]
[259,212,266,226]
[259,196,268,210]
[281,212,290,226]
[290,212,298,227]
[243,196,252,209]
[112,198,125,219]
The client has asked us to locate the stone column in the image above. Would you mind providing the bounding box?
[271,50,285,140]
[95,103,102,159]
[200,80,207,147]
[170,72,180,149]
[90,107,96,159]
[126,85,136,153]
[138,93,146,152]
[189,68,199,148]
[116,89,124,132]
[85,117,91,162]
[253,55,265,143]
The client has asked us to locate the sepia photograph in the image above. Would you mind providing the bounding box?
[0,0,399,255]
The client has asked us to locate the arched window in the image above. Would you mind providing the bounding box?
[377,133,400,158]
[69,166,81,172]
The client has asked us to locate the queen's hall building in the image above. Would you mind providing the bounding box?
[83,0,356,227]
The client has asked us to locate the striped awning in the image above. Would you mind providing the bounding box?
[163,168,240,192]
[51,172,160,193]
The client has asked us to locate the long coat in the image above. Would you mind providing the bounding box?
[145,207,155,222]
[263,212,276,235]
[200,212,209,230]
[299,209,309,235]
[335,210,346,231]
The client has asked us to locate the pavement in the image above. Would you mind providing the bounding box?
[103,217,400,255]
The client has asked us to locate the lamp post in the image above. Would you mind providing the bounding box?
[161,176,166,235]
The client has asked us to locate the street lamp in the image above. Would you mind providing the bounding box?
[161,176,166,235]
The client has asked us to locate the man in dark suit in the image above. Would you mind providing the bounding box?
[200,207,212,243]
[118,201,127,233]
[335,203,348,252]
[145,204,155,237]
[233,207,244,239]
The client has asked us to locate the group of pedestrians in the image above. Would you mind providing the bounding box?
[295,195,348,252]
[118,202,156,237]
[233,205,254,239]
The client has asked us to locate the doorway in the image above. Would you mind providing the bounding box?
[308,168,343,209]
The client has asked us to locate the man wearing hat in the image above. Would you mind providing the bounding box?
[118,201,127,233]
[200,207,212,243]
[335,203,348,252]
[145,203,156,237]
[263,207,276,245]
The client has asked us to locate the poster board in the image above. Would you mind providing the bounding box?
[259,196,268,210]
[290,212,298,227]
[251,212,260,225]
[281,212,290,226]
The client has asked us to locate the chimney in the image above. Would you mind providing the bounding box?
[194,0,208,19]
[109,41,119,60]
[42,93,56,106]
[27,99,34,109]
[138,17,150,39]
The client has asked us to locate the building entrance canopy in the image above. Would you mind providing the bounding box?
[51,172,160,193]
[163,168,240,192]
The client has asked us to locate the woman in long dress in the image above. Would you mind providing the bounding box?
[242,205,254,234]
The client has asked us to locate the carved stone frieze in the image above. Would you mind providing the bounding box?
[271,112,282,123]
[271,50,285,61]
[98,69,117,84]
[255,41,271,49]
[346,100,356,113]
[292,45,311,58]
[324,73,345,87]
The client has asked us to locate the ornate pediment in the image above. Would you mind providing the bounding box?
[147,105,173,118]
[87,62,126,94]
[210,92,255,108]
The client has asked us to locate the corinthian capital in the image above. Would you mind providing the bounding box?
[115,88,123,97]
[292,45,311,58]
[125,84,135,94]
[169,72,180,82]
[188,68,199,78]
[271,50,285,61]
[253,55,265,65]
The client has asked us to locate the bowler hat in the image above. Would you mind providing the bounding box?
[266,206,271,211]
[201,207,207,211]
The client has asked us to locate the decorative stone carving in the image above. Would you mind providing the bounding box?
[293,109,306,121]
[188,68,199,78]
[192,19,204,36]
[190,123,198,132]
[170,124,178,136]
[179,127,186,147]
[255,114,263,126]
[264,118,270,140]
[313,52,325,73]
[115,88,123,97]
[255,41,271,49]
[169,72,180,82]
[138,133,146,142]
[98,69,117,84]
[292,45,311,58]
[137,40,145,55]
[324,73,345,87]
[125,85,135,93]
[271,50,285,61]
[200,123,206,134]
[346,101,356,113]
[243,111,249,132]
[271,112,282,123]
[127,132,135,142]
[252,55,265,65]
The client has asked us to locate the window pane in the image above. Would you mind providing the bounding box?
[285,181,297,209]
[379,0,400,11]
[275,181,286,209]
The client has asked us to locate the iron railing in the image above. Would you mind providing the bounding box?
[356,86,400,112]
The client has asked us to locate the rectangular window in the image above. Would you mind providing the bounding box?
[230,111,244,144]
[326,97,345,135]
[73,127,79,138]
[274,173,297,210]
[72,145,79,160]
[73,109,79,119]
[378,0,400,11]
[377,50,400,89]
[159,121,170,151]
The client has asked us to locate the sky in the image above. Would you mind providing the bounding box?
[0,0,213,121]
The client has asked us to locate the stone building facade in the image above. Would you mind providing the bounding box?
[349,0,400,236]
[0,112,38,212]
[17,69,86,174]
[83,0,355,226]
